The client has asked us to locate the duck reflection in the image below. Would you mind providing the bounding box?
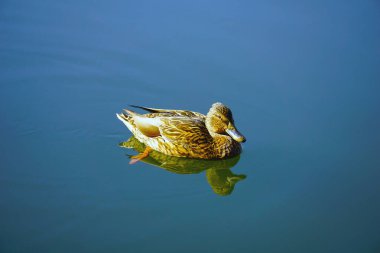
[120,137,246,196]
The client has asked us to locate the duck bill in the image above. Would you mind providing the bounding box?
[226,127,246,143]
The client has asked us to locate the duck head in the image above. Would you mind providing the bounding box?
[206,102,246,143]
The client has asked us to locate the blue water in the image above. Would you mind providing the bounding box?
[1,1,380,252]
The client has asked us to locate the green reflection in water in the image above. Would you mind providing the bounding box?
[120,137,247,196]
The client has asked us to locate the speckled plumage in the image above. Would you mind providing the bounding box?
[116,102,246,159]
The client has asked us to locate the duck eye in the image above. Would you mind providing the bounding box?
[215,115,228,123]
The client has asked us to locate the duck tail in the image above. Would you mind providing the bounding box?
[123,109,140,116]
[116,112,136,133]
[116,112,130,122]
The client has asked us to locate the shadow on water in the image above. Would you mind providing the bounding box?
[119,137,247,196]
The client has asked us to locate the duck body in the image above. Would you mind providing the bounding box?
[116,103,246,159]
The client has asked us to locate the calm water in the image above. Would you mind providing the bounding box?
[1,1,380,252]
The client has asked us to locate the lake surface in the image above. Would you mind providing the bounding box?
[1,1,379,252]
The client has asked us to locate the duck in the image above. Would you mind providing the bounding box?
[116,102,246,162]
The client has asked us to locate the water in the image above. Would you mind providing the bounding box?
[1,0,379,252]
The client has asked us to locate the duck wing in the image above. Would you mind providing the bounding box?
[158,117,213,147]
[122,110,211,147]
